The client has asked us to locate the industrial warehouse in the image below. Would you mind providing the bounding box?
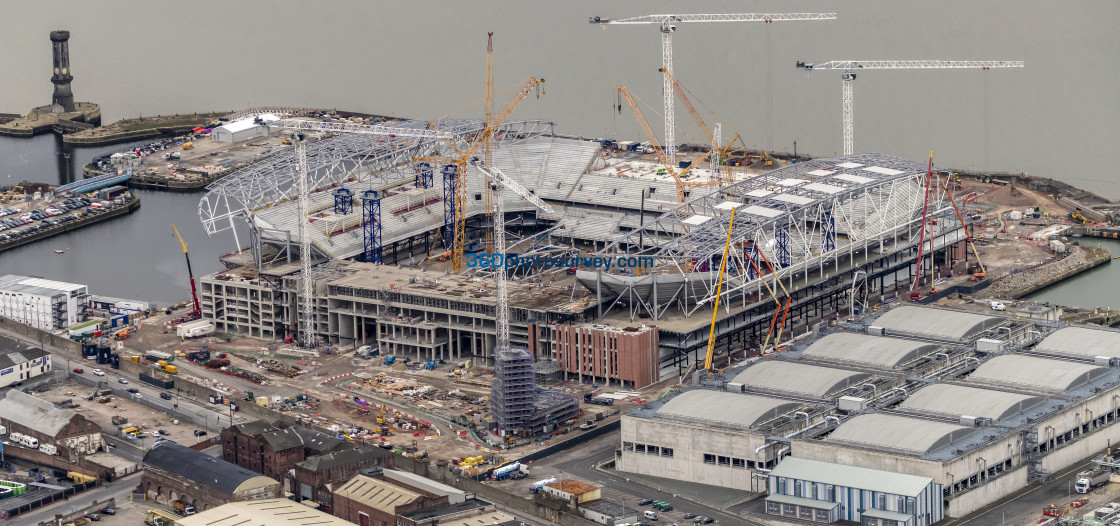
[616,305,1120,523]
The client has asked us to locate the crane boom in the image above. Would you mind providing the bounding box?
[797,60,1024,155]
[591,12,836,165]
[702,208,735,372]
[171,225,201,318]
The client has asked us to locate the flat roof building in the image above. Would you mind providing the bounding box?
[730,361,871,399]
[0,274,90,330]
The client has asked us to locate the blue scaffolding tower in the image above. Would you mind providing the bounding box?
[820,209,835,253]
[441,164,458,249]
[416,162,434,189]
[775,226,792,268]
[334,188,353,215]
[361,190,382,264]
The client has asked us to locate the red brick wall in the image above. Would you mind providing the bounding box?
[554,325,658,388]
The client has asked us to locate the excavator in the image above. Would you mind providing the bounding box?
[1070,210,1089,225]
[761,151,773,167]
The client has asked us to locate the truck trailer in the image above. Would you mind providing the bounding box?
[1075,468,1111,493]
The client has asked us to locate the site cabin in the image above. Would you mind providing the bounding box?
[176,319,214,338]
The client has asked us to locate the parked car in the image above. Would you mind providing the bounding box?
[639,499,654,506]
[118,377,128,384]
[127,388,139,394]
[158,429,170,436]
[101,508,116,515]
[84,513,100,521]
[160,392,173,400]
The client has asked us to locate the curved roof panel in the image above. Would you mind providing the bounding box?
[828,413,976,455]
[656,391,800,429]
[732,361,870,398]
[969,355,1108,392]
[873,306,1003,340]
[802,333,937,369]
[1036,327,1120,359]
[900,384,1045,421]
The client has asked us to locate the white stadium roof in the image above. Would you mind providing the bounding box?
[656,390,800,429]
[827,413,976,455]
[732,361,871,398]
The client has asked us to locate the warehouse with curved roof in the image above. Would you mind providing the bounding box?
[826,413,977,455]
[968,355,1109,392]
[900,384,1047,422]
[872,306,1004,341]
[801,332,938,369]
[731,361,871,399]
[1035,326,1120,358]
[656,390,801,429]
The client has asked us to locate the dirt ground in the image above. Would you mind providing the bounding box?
[35,379,201,445]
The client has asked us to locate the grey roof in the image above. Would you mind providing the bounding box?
[0,274,85,298]
[296,446,387,472]
[802,333,937,369]
[827,413,976,455]
[143,441,275,494]
[1036,327,1120,359]
[333,474,422,513]
[732,361,870,398]
[0,346,48,370]
[900,384,1045,421]
[295,427,349,453]
[234,420,276,436]
[872,306,1003,340]
[656,391,800,429]
[765,493,839,510]
[969,355,1109,392]
[0,389,78,436]
[769,457,933,497]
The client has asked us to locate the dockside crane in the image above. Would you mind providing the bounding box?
[590,12,837,164]
[171,225,202,320]
[795,60,1024,156]
[413,76,546,273]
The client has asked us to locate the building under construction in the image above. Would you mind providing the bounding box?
[198,116,975,388]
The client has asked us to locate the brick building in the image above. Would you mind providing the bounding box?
[550,323,659,388]
[221,420,351,478]
[287,447,396,510]
[332,472,447,526]
[142,441,282,512]
[0,389,102,460]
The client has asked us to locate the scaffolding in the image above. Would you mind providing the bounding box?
[334,188,353,215]
[361,190,382,264]
[492,347,536,435]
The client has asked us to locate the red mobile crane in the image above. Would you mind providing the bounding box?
[171,225,202,320]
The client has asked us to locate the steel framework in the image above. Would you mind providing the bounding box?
[588,153,967,321]
[296,142,315,348]
[796,60,1025,155]
[590,12,837,164]
[333,188,353,215]
[361,190,382,264]
[441,164,458,250]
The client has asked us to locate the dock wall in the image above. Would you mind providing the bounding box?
[0,194,140,254]
[988,245,1111,299]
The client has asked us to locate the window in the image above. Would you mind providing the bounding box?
[732,458,745,469]
[827,485,836,501]
[635,444,645,453]
[877,493,887,510]
[718,456,730,466]
[648,446,660,455]
[623,442,634,451]
[661,448,673,458]
[703,454,716,465]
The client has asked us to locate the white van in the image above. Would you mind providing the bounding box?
[991,301,1006,311]
[643,511,659,521]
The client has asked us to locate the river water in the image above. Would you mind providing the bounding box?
[1026,238,1120,310]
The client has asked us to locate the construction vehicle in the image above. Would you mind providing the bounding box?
[424,361,437,370]
[172,501,197,516]
[146,510,177,526]
[1071,210,1089,225]
[171,225,202,319]
[68,471,96,484]
[384,355,396,366]
[376,404,388,425]
[1075,468,1110,493]
[761,151,773,166]
[181,141,193,150]
[111,415,128,425]
[579,419,597,430]
[584,392,615,406]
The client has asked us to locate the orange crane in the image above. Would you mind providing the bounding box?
[171,225,201,319]
[658,68,743,185]
[614,85,721,204]
[413,76,545,272]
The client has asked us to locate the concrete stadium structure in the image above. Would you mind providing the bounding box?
[616,305,1120,522]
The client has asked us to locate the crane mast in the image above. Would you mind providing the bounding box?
[296,141,316,348]
[483,32,496,253]
[591,13,837,165]
[171,225,201,319]
[796,60,1024,155]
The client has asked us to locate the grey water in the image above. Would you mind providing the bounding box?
[0,1,1117,304]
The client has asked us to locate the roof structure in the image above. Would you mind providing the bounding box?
[656,390,800,428]
[259,426,348,453]
[900,384,1046,421]
[770,457,933,496]
[0,346,48,371]
[969,355,1109,392]
[546,479,599,495]
[215,117,269,134]
[827,413,976,455]
[801,332,938,369]
[872,306,1003,340]
[1035,327,1120,359]
[732,361,871,398]
[233,420,276,436]
[0,389,79,437]
[295,446,388,472]
[0,274,86,297]
[397,497,492,522]
[143,441,277,495]
[175,498,354,526]
[333,474,422,514]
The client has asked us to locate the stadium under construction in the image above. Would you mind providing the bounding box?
[197,119,976,390]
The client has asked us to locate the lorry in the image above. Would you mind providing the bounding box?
[176,319,214,339]
[529,477,557,493]
[492,462,522,480]
[1075,468,1110,493]
[173,501,197,516]
[584,392,615,406]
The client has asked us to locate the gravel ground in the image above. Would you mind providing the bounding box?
[988,247,1091,298]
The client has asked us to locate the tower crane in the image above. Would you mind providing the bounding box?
[413,76,545,273]
[590,12,837,164]
[483,32,496,253]
[472,161,554,349]
[615,85,720,204]
[296,140,316,347]
[658,68,743,185]
[795,60,1024,156]
[171,225,201,320]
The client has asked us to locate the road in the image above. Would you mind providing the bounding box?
[14,473,138,524]
[946,456,1105,526]
[547,434,765,526]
